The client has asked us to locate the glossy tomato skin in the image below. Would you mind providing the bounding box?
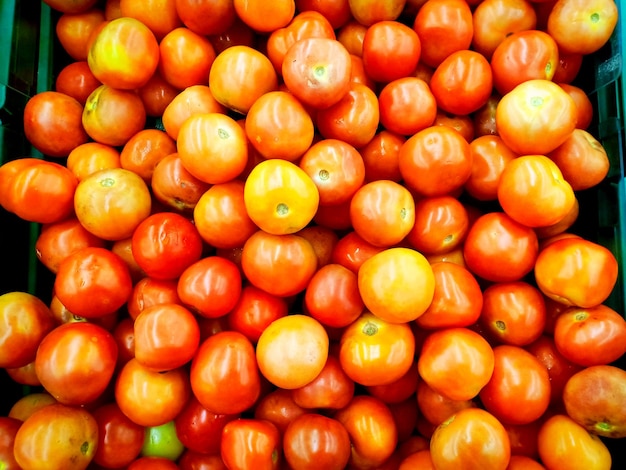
[291,354,355,410]
[0,292,57,369]
[220,419,281,470]
[13,403,98,470]
[253,388,308,437]
[227,285,289,343]
[190,331,262,415]
[35,322,118,406]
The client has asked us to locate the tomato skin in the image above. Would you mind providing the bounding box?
[553,304,626,367]
[417,379,477,427]
[429,408,511,470]
[291,354,355,410]
[465,134,518,201]
[35,322,118,406]
[534,237,618,308]
[463,211,538,283]
[0,416,21,470]
[227,285,289,343]
[54,246,133,319]
[220,419,281,470]
[13,403,98,470]
[190,331,262,415]
[537,414,612,470]
[0,292,57,369]
[378,77,437,136]
[339,312,415,387]
[283,413,351,470]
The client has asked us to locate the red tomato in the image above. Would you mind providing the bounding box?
[465,134,518,201]
[360,130,405,182]
[291,354,355,410]
[91,402,145,468]
[253,388,308,437]
[131,212,204,280]
[175,0,236,36]
[463,212,538,283]
[0,417,21,470]
[35,322,118,406]
[177,256,242,319]
[190,331,262,415]
[417,379,477,427]
[227,285,289,343]
[158,27,216,89]
[378,77,436,136]
[220,419,281,470]
[54,246,133,319]
[331,230,385,273]
[283,413,351,470]
[366,361,419,405]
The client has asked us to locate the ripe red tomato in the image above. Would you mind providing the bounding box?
[190,331,261,415]
[378,77,437,136]
[253,388,308,437]
[227,285,289,343]
[221,419,281,470]
[158,27,216,89]
[91,402,145,468]
[291,354,355,410]
[417,379,477,427]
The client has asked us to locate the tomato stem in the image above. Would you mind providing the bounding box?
[362,321,378,336]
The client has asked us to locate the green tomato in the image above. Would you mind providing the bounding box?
[141,420,185,460]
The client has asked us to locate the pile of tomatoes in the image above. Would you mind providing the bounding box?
[1,0,625,468]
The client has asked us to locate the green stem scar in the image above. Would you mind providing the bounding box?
[276,203,289,216]
[590,12,600,23]
[363,321,378,336]
[218,128,229,139]
[319,169,330,181]
[495,320,506,331]
[531,96,544,107]
[100,177,115,187]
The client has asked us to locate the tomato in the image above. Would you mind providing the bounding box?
[7,393,57,421]
[140,420,185,461]
[0,292,57,369]
[547,0,618,55]
[54,246,132,319]
[295,0,351,29]
[315,81,380,148]
[418,327,495,401]
[2,158,78,224]
[175,0,236,36]
[553,304,626,367]
[44,0,98,13]
[56,8,106,61]
[412,0,473,68]
[430,50,493,116]
[507,455,545,470]
[406,195,470,255]
[304,263,364,328]
[152,153,212,213]
[463,211,538,283]
[479,281,546,346]
[283,413,351,470]
[360,130,404,182]
[256,314,328,389]
[299,139,365,206]
[377,78,435,137]
[490,30,559,96]
[245,90,315,161]
[534,237,618,308]
[175,395,239,455]
[266,10,336,73]
[119,0,182,40]
[35,322,117,405]
[226,285,288,343]
[333,395,398,468]
[399,449,436,470]
[350,180,415,248]
[137,72,179,117]
[23,90,89,158]
[331,230,386,273]
[209,45,278,114]
[559,83,594,130]
[0,416,21,470]
[430,408,510,470]
[339,312,415,386]
[190,331,261,414]
[241,231,318,297]
[119,129,177,183]
[66,142,121,181]
[178,451,228,470]
[362,20,421,84]
[537,414,611,470]
[291,354,355,410]
[13,403,98,470]
[297,225,339,268]
[496,79,578,155]
[244,159,319,235]
[358,247,435,323]
[398,125,473,197]
[282,37,352,110]
[465,135,518,201]
[82,84,147,147]
[547,128,610,191]
[88,17,159,89]
[127,456,180,470]
[366,361,419,405]
[158,27,216,89]
[220,418,281,470]
[415,262,483,330]
[337,19,367,56]
[417,379,477,427]
[253,388,308,436]
[471,0,537,58]
[55,60,102,106]
[91,402,145,468]
[177,256,242,319]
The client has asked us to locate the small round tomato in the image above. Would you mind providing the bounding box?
[366,361,419,405]
[534,237,618,308]
[54,246,133,319]
[177,256,242,319]
[88,16,160,89]
[0,292,57,369]
[360,130,405,182]
[463,211,538,283]
[35,322,118,405]
[241,231,318,297]
[378,77,436,136]
[220,419,281,470]
[417,379,477,427]
[158,27,216,89]
[256,314,329,389]
[119,128,176,183]
[339,312,415,387]
[190,331,261,415]
[291,354,355,410]
[429,408,511,470]
[13,404,98,470]
[253,388,308,437]
[283,413,351,470]
[227,285,289,343]
[244,159,320,235]
[66,142,121,181]
[175,0,236,35]
[152,153,212,213]
[331,230,385,273]
[358,247,435,324]
[418,327,495,401]
[131,212,204,280]
[282,37,352,110]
